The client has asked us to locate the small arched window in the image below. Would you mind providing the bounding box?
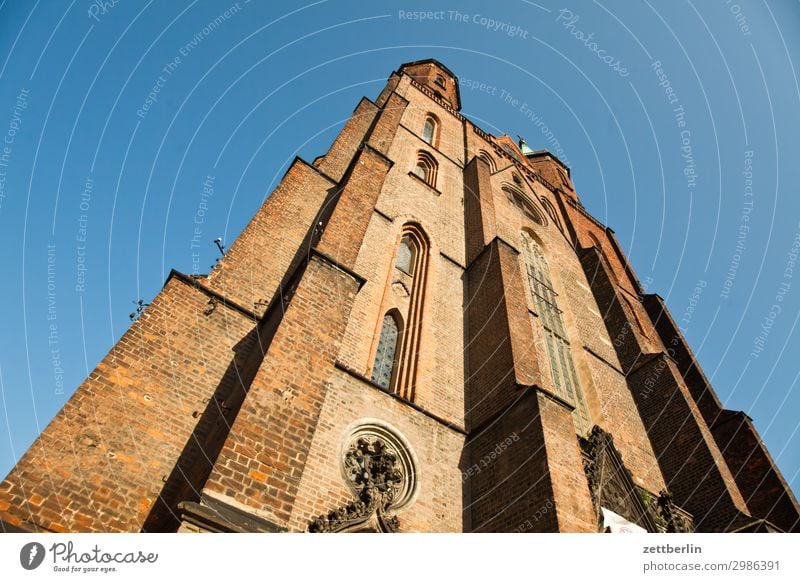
[395,235,416,275]
[422,115,438,145]
[413,160,429,183]
[434,74,446,88]
[372,312,401,390]
[477,150,496,173]
[412,151,438,188]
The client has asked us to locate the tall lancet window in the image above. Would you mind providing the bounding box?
[371,225,429,401]
[395,235,416,275]
[422,115,438,146]
[522,232,590,434]
[372,313,401,390]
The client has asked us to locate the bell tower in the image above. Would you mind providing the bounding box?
[397,59,461,111]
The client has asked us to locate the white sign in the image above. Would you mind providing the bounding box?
[602,507,647,533]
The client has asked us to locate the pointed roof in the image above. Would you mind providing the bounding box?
[518,136,535,156]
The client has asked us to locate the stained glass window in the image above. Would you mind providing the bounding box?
[371,313,400,390]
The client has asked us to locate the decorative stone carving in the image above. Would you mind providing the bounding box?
[580,426,658,532]
[309,422,417,533]
[391,281,410,298]
[656,490,693,533]
[580,426,694,533]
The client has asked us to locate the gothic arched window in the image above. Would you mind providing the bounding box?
[412,151,438,188]
[477,150,496,173]
[372,313,401,390]
[395,235,416,275]
[522,232,590,434]
[422,115,438,146]
[371,225,429,401]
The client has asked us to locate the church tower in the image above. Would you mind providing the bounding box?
[1,59,798,533]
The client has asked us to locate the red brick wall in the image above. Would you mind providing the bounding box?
[0,277,256,532]
[205,159,335,313]
[4,59,795,534]
[467,391,595,533]
[580,246,649,373]
[463,156,497,265]
[644,294,723,424]
[315,97,379,182]
[201,255,361,527]
[627,354,751,531]
[398,61,460,110]
[712,411,800,532]
[464,241,522,429]
[286,368,465,532]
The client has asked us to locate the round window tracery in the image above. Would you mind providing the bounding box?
[340,420,418,510]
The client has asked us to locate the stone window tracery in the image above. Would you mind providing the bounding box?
[523,232,590,434]
[309,421,418,533]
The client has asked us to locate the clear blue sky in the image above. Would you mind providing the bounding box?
[1,1,798,499]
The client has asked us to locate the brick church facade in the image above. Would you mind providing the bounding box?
[1,59,798,533]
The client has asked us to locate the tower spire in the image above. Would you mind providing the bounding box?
[517,135,535,156]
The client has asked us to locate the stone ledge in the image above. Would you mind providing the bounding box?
[333,360,467,435]
[310,248,367,290]
[178,495,286,533]
[407,170,442,196]
[166,270,261,321]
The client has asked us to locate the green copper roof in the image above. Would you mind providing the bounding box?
[517,136,535,156]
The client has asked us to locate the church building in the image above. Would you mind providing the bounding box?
[1,59,797,533]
